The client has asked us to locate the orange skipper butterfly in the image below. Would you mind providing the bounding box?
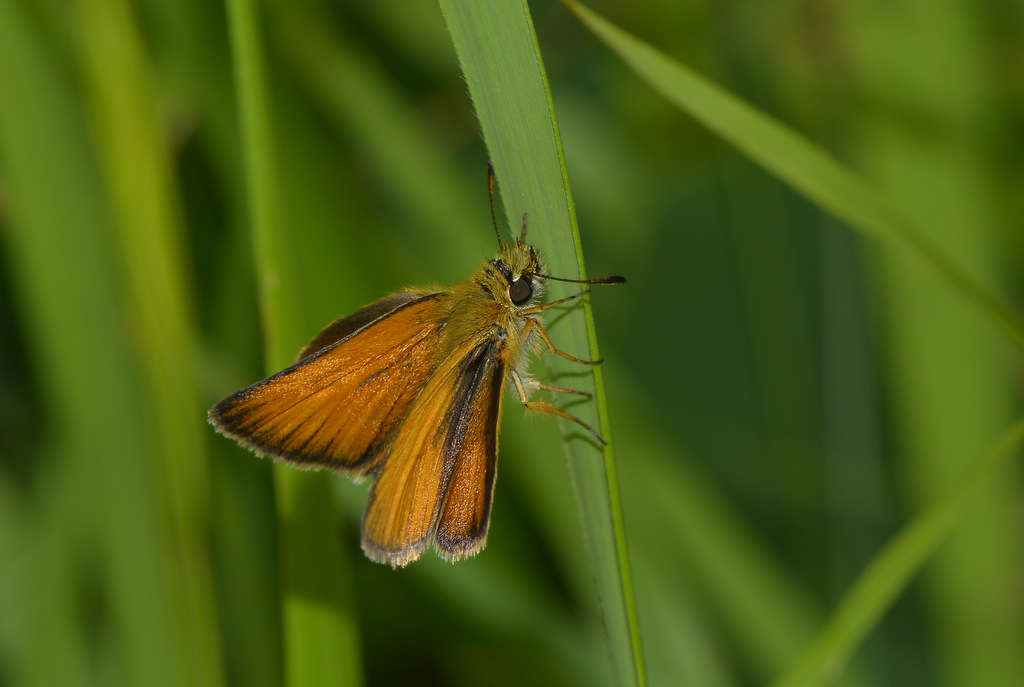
[209,165,624,567]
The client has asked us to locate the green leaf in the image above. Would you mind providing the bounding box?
[437,2,646,685]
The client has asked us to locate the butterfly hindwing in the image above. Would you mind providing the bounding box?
[208,292,443,477]
[360,340,505,566]
[434,343,504,561]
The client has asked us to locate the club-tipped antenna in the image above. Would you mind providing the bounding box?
[487,162,504,250]
[526,273,627,286]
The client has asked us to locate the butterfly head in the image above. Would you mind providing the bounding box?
[489,241,546,308]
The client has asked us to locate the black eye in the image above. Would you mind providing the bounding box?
[509,277,533,304]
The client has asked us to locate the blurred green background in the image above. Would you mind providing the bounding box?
[1,0,1023,686]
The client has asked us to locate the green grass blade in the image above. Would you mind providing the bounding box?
[224,0,304,360]
[224,0,364,684]
[71,0,224,683]
[564,0,1024,352]
[437,2,646,685]
[771,417,1024,687]
[273,5,480,256]
[0,3,195,683]
[847,3,1024,682]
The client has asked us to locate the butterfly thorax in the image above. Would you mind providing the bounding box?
[433,242,546,371]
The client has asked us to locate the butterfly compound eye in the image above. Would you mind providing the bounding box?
[509,277,533,305]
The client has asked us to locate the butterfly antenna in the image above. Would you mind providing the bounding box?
[519,212,528,246]
[487,162,505,250]
[528,273,627,286]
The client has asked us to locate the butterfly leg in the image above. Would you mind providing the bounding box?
[510,370,606,444]
[520,317,603,366]
[521,288,590,314]
[534,382,591,399]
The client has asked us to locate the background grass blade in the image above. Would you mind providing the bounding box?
[845,3,1024,683]
[565,2,1024,683]
[0,3,201,683]
[70,0,224,683]
[564,0,1024,352]
[224,0,364,684]
[772,417,1024,687]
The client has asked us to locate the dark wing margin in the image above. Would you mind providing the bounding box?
[433,341,505,562]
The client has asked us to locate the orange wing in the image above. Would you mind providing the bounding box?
[361,340,506,566]
[433,347,505,562]
[208,292,443,478]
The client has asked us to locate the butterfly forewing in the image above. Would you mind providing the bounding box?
[296,292,426,361]
[209,293,444,476]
